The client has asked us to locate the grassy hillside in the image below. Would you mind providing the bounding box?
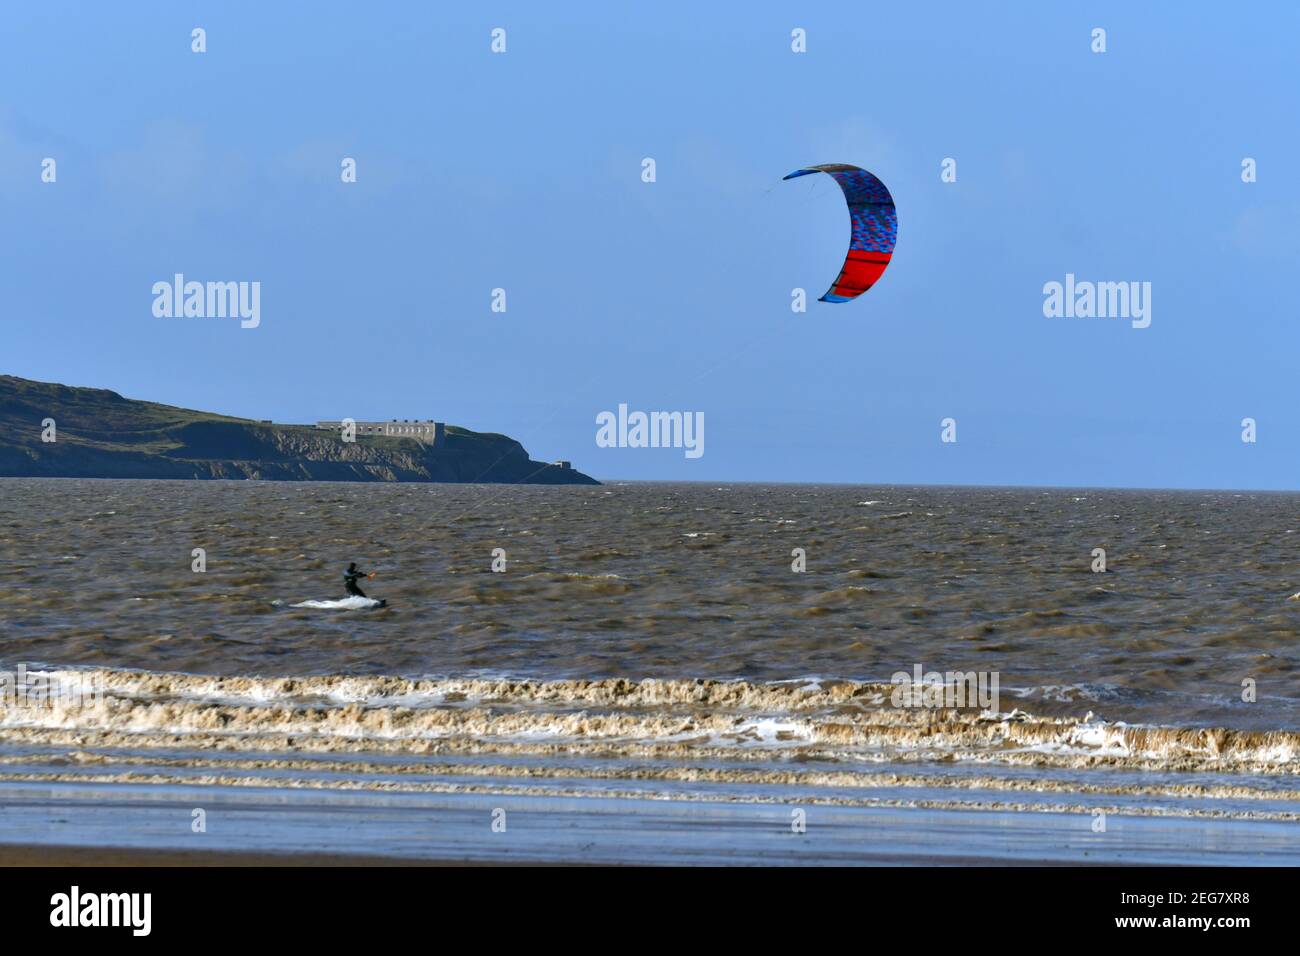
[0,375,597,485]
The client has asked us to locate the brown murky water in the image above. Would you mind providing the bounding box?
[3,479,1300,862]
[2,478,1297,730]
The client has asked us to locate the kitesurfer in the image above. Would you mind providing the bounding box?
[343,562,375,598]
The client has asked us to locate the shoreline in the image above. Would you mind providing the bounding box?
[0,843,1089,868]
[3,781,1296,867]
[0,845,495,867]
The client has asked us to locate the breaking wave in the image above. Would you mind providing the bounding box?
[2,667,1297,774]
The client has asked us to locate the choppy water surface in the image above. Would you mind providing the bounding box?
[2,479,1296,729]
[1,479,1298,861]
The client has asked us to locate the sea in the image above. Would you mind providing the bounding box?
[1,478,1298,864]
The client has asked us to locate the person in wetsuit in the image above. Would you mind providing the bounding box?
[343,562,372,598]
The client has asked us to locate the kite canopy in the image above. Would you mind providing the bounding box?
[784,163,897,303]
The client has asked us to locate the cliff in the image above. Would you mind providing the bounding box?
[0,375,598,485]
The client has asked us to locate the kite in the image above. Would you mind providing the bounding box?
[783,164,897,303]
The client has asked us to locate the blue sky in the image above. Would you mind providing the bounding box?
[3,2,1297,487]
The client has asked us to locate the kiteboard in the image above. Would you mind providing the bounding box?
[291,597,388,611]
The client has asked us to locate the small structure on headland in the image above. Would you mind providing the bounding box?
[315,419,446,447]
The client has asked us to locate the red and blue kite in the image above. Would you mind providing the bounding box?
[784,164,897,303]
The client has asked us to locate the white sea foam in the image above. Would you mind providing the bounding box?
[1,668,1296,774]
